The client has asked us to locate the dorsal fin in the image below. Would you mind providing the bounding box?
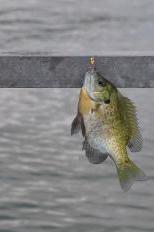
[118,92,143,152]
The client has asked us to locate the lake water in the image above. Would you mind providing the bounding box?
[0,88,153,232]
[0,1,154,231]
[0,0,154,55]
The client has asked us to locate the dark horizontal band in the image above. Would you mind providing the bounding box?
[0,56,153,87]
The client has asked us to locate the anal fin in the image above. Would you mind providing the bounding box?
[83,140,108,164]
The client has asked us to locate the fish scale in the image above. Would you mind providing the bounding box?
[71,58,147,191]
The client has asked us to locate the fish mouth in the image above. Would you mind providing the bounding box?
[85,90,110,104]
[83,88,100,103]
[84,71,110,104]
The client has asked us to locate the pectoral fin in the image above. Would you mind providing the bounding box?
[82,140,108,164]
[71,112,85,137]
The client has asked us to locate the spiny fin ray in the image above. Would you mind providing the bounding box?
[118,93,143,152]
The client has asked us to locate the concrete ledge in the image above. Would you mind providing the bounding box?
[0,56,153,87]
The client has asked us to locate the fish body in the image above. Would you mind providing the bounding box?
[78,87,128,163]
[71,59,147,191]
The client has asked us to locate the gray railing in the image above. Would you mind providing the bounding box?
[0,56,153,87]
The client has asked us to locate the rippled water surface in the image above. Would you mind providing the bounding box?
[0,0,154,54]
[0,88,153,232]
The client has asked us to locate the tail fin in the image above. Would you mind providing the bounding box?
[116,158,147,192]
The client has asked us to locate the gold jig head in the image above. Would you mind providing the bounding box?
[90,57,95,65]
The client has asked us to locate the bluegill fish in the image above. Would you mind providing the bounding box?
[71,58,147,191]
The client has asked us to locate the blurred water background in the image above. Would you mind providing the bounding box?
[0,0,154,55]
[0,88,153,232]
[0,0,154,231]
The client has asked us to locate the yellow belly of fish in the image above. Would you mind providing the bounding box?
[78,88,98,115]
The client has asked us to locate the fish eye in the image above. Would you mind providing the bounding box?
[98,79,105,87]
